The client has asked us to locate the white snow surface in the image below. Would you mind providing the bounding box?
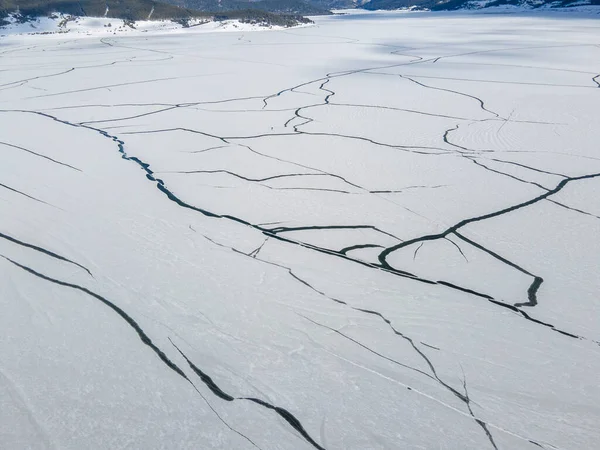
[1,9,600,450]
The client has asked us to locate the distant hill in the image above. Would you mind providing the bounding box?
[0,0,201,20]
[305,0,364,9]
[361,0,599,11]
[164,0,332,15]
[0,0,314,26]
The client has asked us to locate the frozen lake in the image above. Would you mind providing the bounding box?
[1,10,600,450]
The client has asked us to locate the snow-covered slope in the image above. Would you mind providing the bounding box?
[0,13,307,37]
[1,10,600,450]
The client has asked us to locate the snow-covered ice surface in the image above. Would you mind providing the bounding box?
[1,9,600,450]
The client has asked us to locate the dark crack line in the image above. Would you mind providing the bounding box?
[197,232,483,421]
[319,79,335,105]
[8,109,586,340]
[122,126,451,156]
[39,96,265,114]
[211,142,369,192]
[390,51,423,62]
[275,75,457,154]
[485,158,569,178]
[121,127,227,142]
[497,109,513,135]
[267,224,402,242]
[169,339,325,450]
[241,398,325,450]
[195,235,443,362]
[186,145,230,154]
[394,73,597,89]
[74,96,278,127]
[24,68,226,101]
[468,158,550,191]
[488,296,578,339]
[430,43,594,65]
[1,255,259,448]
[281,264,556,448]
[0,231,92,277]
[170,170,355,197]
[0,81,27,91]
[266,186,353,195]
[186,379,261,449]
[169,339,234,401]
[339,243,384,255]
[399,75,500,118]
[299,314,438,384]
[299,131,452,155]
[443,124,566,196]
[260,49,447,110]
[301,310,515,448]
[79,106,179,125]
[2,111,420,283]
[420,342,440,351]
[447,60,598,76]
[248,238,268,258]
[461,370,499,450]
[437,278,579,339]
[0,67,74,88]
[444,237,469,263]
[0,182,53,206]
[547,199,600,221]
[0,140,81,172]
[413,242,424,260]
[337,307,467,402]
[443,125,473,152]
[286,78,334,132]
[453,232,542,308]
[41,102,179,111]
[500,149,600,162]
[194,231,561,449]
[116,117,587,337]
[328,102,475,121]
[257,221,284,226]
[287,98,320,132]
[2,255,184,376]
[374,128,596,312]
[260,232,421,280]
[379,173,600,266]
[65,117,426,283]
[25,76,187,99]
[436,281,493,300]
[370,184,446,194]
[191,107,299,114]
[163,170,325,183]
[224,144,425,207]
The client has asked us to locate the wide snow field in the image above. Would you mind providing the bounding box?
[1,10,599,450]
